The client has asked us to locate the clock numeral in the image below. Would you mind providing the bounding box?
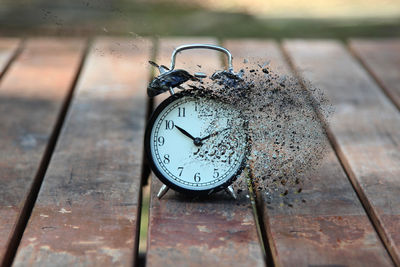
[177,167,184,176]
[178,107,186,117]
[157,136,165,146]
[194,172,201,182]
[163,154,170,164]
[228,152,234,164]
[213,168,219,178]
[165,120,174,130]
[222,153,233,164]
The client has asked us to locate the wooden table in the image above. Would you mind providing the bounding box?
[0,37,399,267]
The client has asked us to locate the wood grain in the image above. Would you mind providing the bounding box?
[284,39,400,266]
[224,39,394,267]
[146,38,265,267]
[0,38,20,78]
[349,39,400,110]
[0,38,86,265]
[13,37,151,266]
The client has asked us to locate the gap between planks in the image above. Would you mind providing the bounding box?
[136,37,159,267]
[0,39,24,81]
[347,39,400,112]
[140,37,159,188]
[220,39,272,266]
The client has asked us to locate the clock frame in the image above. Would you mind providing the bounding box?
[144,90,249,196]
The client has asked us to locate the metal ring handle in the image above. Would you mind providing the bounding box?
[170,44,233,72]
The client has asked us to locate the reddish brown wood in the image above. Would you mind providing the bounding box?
[284,40,400,266]
[224,40,393,267]
[0,38,20,77]
[13,38,151,266]
[0,38,86,265]
[349,39,400,110]
[146,38,265,267]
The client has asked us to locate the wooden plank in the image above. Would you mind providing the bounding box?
[0,38,86,265]
[13,37,151,266]
[349,39,400,110]
[224,40,393,267]
[284,40,400,266]
[146,38,265,267]
[0,38,20,78]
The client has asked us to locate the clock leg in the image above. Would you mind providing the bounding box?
[157,184,170,199]
[225,185,237,200]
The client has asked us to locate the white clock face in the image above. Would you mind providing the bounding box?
[149,94,248,191]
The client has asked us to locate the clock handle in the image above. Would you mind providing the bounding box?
[169,44,234,73]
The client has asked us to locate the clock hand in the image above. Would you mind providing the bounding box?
[200,127,232,142]
[175,125,203,146]
[175,125,196,140]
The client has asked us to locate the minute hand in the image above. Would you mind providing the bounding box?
[200,127,231,141]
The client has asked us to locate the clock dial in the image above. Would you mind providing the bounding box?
[147,92,248,193]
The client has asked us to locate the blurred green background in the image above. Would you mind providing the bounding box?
[1,0,399,39]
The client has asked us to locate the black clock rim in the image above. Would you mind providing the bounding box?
[144,89,250,196]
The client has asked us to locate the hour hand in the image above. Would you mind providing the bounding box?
[175,125,196,141]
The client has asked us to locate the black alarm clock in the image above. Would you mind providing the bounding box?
[145,44,248,199]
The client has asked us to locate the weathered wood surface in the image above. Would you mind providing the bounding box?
[349,39,400,110]
[12,38,151,266]
[224,40,393,267]
[146,38,265,267]
[284,40,400,266]
[0,38,20,77]
[0,38,86,265]
[0,37,399,267]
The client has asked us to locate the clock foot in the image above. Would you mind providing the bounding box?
[225,186,237,200]
[157,184,170,199]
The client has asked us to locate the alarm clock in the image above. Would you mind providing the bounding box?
[145,44,248,199]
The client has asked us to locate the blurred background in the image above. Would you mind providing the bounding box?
[1,0,399,39]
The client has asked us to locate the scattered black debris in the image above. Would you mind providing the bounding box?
[182,60,332,204]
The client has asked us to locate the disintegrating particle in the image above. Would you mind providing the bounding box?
[183,60,332,203]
